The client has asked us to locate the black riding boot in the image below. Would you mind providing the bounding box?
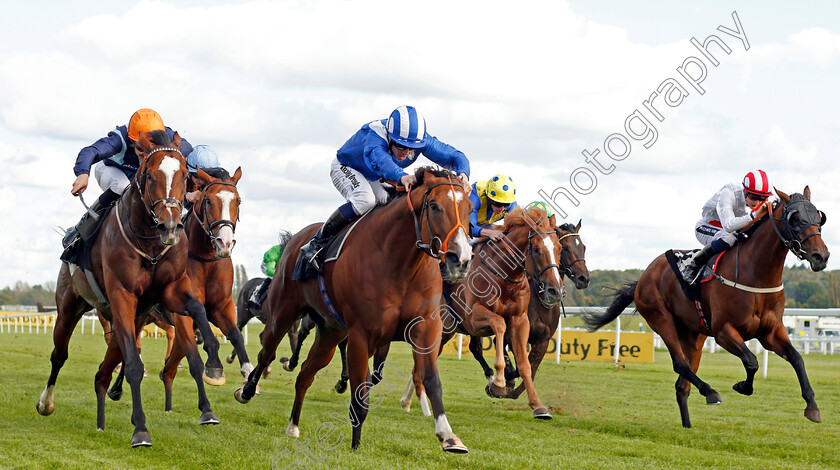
[299,207,354,273]
[680,244,718,285]
[62,189,121,248]
[248,277,272,310]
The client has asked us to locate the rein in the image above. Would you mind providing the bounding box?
[406,177,468,260]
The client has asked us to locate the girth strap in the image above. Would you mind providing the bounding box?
[317,273,346,329]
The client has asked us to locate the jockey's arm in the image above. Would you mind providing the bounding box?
[716,189,753,232]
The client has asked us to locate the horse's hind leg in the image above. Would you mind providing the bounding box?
[108,314,146,401]
[759,324,820,423]
[37,277,85,416]
[714,324,759,395]
[287,326,343,439]
[370,342,390,387]
[235,304,296,403]
[675,332,706,429]
[335,338,350,393]
[284,317,312,371]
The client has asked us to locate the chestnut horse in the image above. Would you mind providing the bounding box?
[37,131,223,447]
[471,221,590,399]
[401,207,565,419]
[583,187,829,428]
[235,167,473,452]
[157,166,246,411]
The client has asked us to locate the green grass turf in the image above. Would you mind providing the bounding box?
[1,324,839,469]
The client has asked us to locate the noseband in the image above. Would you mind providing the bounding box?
[194,180,239,249]
[770,195,826,260]
[135,147,185,226]
[407,177,468,260]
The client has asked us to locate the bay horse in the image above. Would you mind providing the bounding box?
[401,206,565,419]
[469,221,590,399]
[235,167,473,452]
[583,187,829,428]
[37,131,224,447]
[157,165,247,411]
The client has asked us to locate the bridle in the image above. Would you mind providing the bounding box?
[134,147,185,226]
[406,176,468,260]
[557,231,587,278]
[193,180,239,251]
[476,227,562,299]
[770,194,827,260]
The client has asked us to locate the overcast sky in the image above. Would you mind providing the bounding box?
[1,0,838,290]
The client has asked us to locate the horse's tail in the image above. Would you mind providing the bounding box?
[582,281,638,331]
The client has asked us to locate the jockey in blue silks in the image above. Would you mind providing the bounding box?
[300,105,471,272]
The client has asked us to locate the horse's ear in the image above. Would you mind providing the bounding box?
[575,219,582,232]
[803,185,811,200]
[775,187,790,203]
[137,131,153,154]
[194,167,213,187]
[172,132,182,152]
[548,214,556,227]
[230,166,243,185]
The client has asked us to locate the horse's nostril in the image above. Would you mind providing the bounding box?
[445,252,459,265]
[812,253,824,264]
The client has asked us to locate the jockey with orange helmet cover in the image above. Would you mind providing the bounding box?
[469,174,518,241]
[299,105,471,272]
[63,109,193,248]
[680,169,775,284]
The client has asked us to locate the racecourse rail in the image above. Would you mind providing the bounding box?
[3,307,839,379]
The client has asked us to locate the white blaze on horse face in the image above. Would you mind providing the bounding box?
[447,190,464,203]
[159,156,181,197]
[453,230,471,264]
[215,190,236,250]
[542,235,563,286]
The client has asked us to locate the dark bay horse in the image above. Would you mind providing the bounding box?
[226,276,302,380]
[152,166,247,410]
[583,187,829,428]
[235,167,473,452]
[401,207,565,419]
[471,221,590,399]
[38,131,224,447]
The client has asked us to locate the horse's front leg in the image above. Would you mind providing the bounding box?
[714,323,759,395]
[468,304,508,397]
[108,291,151,447]
[509,313,549,419]
[214,298,252,379]
[162,278,224,385]
[95,334,124,430]
[407,312,468,453]
[759,323,820,423]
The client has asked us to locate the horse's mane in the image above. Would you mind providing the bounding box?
[384,166,459,205]
[146,129,171,147]
[557,222,576,232]
[203,167,230,180]
[502,206,552,232]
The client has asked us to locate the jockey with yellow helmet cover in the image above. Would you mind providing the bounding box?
[679,169,775,284]
[63,108,193,248]
[299,105,471,273]
[469,174,518,241]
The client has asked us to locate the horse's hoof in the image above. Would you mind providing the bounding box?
[533,407,552,420]
[199,411,219,425]
[441,437,469,454]
[35,401,54,416]
[203,368,226,386]
[143,368,148,378]
[263,367,271,379]
[131,431,152,448]
[486,382,509,398]
[805,408,821,423]
[225,355,234,364]
[285,422,300,438]
[732,381,753,396]
[107,388,123,401]
[400,399,411,413]
[234,387,251,404]
[706,392,723,405]
[335,380,348,394]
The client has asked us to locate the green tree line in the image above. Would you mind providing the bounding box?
[2,265,837,309]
